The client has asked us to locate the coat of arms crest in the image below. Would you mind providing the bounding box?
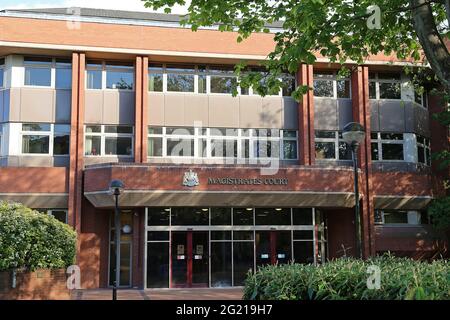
[182,169,199,187]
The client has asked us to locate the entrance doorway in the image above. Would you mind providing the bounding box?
[256,231,292,267]
[171,231,209,288]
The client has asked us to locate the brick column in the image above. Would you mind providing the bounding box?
[68,52,85,234]
[134,56,143,163]
[134,56,149,163]
[297,64,315,165]
[351,65,375,257]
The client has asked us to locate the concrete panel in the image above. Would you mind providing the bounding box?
[314,98,338,130]
[414,104,430,137]
[148,93,164,125]
[379,100,406,132]
[184,94,209,127]
[404,101,415,133]
[16,156,54,167]
[84,156,133,167]
[55,89,71,123]
[209,95,239,127]
[261,97,282,128]
[337,99,353,130]
[0,194,68,209]
[85,91,103,124]
[239,96,262,128]
[164,94,185,126]
[118,91,135,124]
[370,101,380,132]
[20,88,54,122]
[103,91,119,124]
[282,98,298,130]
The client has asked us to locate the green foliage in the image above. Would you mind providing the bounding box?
[0,201,77,271]
[428,196,450,231]
[243,255,449,300]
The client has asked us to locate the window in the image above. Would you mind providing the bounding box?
[371,132,404,161]
[106,62,134,90]
[369,72,401,100]
[24,57,52,87]
[417,135,431,166]
[414,90,428,108]
[21,123,70,155]
[315,131,351,160]
[147,63,295,96]
[313,71,351,98]
[166,64,195,92]
[374,210,428,225]
[55,59,72,89]
[85,125,133,156]
[0,57,5,88]
[86,61,103,89]
[0,123,3,156]
[86,61,134,90]
[36,209,68,224]
[148,126,298,160]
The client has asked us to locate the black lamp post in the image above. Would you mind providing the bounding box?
[109,179,124,300]
[342,122,366,259]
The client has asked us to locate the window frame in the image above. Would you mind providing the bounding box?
[147,126,298,161]
[84,124,134,157]
[416,135,431,166]
[369,72,402,101]
[313,71,352,99]
[86,61,135,91]
[20,123,70,156]
[148,63,296,97]
[23,57,54,88]
[371,132,405,162]
[314,130,351,161]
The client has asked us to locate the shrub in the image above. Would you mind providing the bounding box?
[243,255,450,300]
[0,201,77,271]
[428,196,450,231]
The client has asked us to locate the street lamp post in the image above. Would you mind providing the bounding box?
[342,122,366,259]
[109,179,124,300]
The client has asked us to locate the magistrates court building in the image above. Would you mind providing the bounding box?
[0,7,448,289]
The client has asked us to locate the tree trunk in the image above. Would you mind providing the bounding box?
[411,0,450,91]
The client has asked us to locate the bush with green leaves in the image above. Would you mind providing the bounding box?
[428,196,450,231]
[244,255,449,300]
[0,201,76,271]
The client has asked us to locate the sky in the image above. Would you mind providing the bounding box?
[0,0,190,14]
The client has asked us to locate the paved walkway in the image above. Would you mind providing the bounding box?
[71,288,244,300]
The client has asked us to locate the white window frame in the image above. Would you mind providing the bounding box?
[371,132,405,162]
[147,126,298,161]
[313,71,351,99]
[416,135,431,166]
[48,209,68,224]
[19,123,70,156]
[84,124,134,157]
[314,131,351,161]
[369,72,402,100]
[23,57,54,88]
[86,61,135,91]
[148,63,296,97]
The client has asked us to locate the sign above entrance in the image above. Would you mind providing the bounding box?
[208,177,288,186]
[182,170,200,187]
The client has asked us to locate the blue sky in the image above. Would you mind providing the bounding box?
[1,0,189,13]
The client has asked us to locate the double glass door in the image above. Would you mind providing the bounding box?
[171,231,209,288]
[256,231,291,267]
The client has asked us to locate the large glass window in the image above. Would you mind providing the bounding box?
[106,62,134,90]
[374,210,428,225]
[86,61,103,90]
[21,123,69,155]
[313,71,351,98]
[315,131,351,160]
[147,63,294,96]
[417,135,431,166]
[85,125,133,156]
[147,126,298,161]
[371,132,404,161]
[369,72,402,99]
[24,57,52,87]
[55,59,72,89]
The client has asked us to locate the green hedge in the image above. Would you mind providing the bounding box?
[0,201,77,271]
[243,255,449,300]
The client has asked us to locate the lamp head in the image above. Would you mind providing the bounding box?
[109,179,125,196]
[342,122,366,146]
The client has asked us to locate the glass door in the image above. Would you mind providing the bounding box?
[256,231,292,268]
[171,231,209,288]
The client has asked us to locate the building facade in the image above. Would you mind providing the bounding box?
[0,7,448,289]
